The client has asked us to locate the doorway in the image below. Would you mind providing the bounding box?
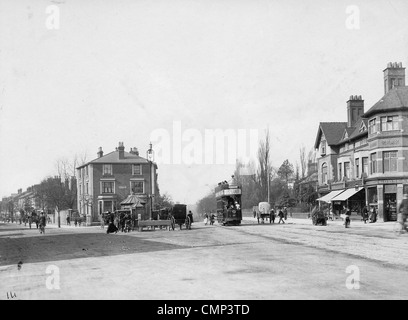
[384,193,397,222]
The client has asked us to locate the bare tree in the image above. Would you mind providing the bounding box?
[257,128,273,203]
[35,176,67,228]
[299,145,307,179]
[56,151,88,180]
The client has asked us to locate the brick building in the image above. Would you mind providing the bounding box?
[314,62,408,221]
[76,142,158,224]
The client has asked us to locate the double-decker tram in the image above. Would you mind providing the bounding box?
[215,177,242,226]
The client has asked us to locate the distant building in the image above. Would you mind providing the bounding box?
[314,62,408,221]
[298,159,318,202]
[76,142,158,223]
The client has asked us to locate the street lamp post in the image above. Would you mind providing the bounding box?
[146,143,154,220]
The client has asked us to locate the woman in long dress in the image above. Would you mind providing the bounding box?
[106,211,118,234]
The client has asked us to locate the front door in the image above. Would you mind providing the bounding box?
[384,193,397,222]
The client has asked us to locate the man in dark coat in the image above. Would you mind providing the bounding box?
[269,208,275,223]
[39,212,47,234]
[187,211,194,224]
[278,209,285,224]
[362,206,369,223]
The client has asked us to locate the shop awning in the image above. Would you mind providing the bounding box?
[316,190,346,203]
[330,187,364,201]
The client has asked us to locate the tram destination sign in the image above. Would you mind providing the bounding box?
[216,189,242,197]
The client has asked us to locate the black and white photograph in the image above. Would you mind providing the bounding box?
[1,0,408,304]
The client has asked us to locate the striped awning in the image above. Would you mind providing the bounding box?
[330,187,364,201]
[316,190,346,203]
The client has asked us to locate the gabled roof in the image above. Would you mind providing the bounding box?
[77,150,151,169]
[348,118,368,141]
[338,126,356,144]
[314,122,347,149]
[364,86,408,118]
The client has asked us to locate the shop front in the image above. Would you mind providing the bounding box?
[330,187,366,216]
[365,180,408,222]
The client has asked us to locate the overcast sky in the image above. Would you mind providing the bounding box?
[1,0,408,204]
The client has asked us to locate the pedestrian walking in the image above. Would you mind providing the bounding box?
[39,211,47,234]
[283,207,288,220]
[66,215,71,226]
[204,212,209,225]
[362,205,369,223]
[28,214,32,229]
[344,206,351,228]
[370,206,377,223]
[210,213,215,225]
[278,208,285,224]
[269,208,275,223]
[188,210,194,224]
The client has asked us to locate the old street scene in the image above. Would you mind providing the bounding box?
[1,1,408,301]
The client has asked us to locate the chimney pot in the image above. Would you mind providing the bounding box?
[97,147,103,158]
[118,142,125,159]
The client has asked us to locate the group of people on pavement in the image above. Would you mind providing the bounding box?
[12,210,48,234]
[269,207,287,224]
[361,205,377,224]
[104,211,133,234]
[66,213,86,227]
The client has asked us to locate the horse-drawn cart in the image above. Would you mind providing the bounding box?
[169,204,191,230]
[138,204,191,231]
[256,202,271,224]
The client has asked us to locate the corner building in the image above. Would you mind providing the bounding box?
[76,142,158,224]
[314,62,408,222]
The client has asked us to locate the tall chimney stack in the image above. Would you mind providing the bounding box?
[97,147,103,158]
[383,62,405,94]
[347,95,364,127]
[118,142,125,159]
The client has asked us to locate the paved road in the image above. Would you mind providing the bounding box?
[1,218,408,300]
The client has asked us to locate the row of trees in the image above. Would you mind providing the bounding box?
[0,154,87,226]
[196,129,318,213]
